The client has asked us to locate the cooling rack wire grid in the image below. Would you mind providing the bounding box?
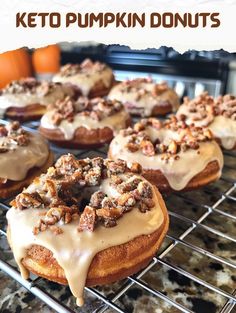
[0,119,235,313]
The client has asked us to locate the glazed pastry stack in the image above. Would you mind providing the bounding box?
[40,96,131,148]
[0,121,53,198]
[109,117,223,192]
[1,58,235,307]
[52,58,114,97]
[0,78,75,121]
[108,78,179,117]
[7,155,169,306]
[177,92,236,150]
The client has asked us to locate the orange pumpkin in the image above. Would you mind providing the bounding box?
[0,48,33,89]
[32,44,60,74]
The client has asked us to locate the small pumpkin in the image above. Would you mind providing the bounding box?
[32,44,60,74]
[0,48,33,89]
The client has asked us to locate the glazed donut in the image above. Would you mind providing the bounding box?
[7,154,169,306]
[0,121,54,199]
[108,78,179,117]
[0,78,75,121]
[39,96,131,148]
[108,117,224,192]
[52,59,115,98]
[176,92,236,150]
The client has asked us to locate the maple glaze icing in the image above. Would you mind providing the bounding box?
[0,131,49,181]
[109,124,224,191]
[7,172,164,306]
[0,79,74,118]
[177,93,236,150]
[52,60,114,96]
[41,109,130,140]
[40,96,130,140]
[108,79,179,117]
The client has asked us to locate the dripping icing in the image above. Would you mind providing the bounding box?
[6,176,164,305]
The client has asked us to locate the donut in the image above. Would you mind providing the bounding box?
[39,96,131,148]
[0,78,75,121]
[6,154,169,306]
[108,117,224,192]
[0,121,54,199]
[52,59,115,98]
[176,92,236,150]
[108,78,179,117]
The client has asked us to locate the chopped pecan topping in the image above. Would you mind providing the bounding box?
[138,201,151,213]
[13,155,155,234]
[117,178,142,194]
[89,191,106,208]
[137,181,153,198]
[152,82,168,96]
[134,122,145,132]
[44,179,57,197]
[51,96,75,125]
[84,167,102,186]
[203,129,213,140]
[126,142,139,152]
[167,140,178,154]
[55,154,79,175]
[9,121,21,131]
[16,134,29,146]
[44,205,77,226]
[0,125,8,137]
[110,175,123,185]
[156,143,167,154]
[96,207,122,219]
[119,78,170,101]
[143,198,155,208]
[101,197,118,208]
[2,78,63,96]
[181,92,236,122]
[33,220,47,235]
[140,140,155,156]
[15,192,44,210]
[129,162,142,174]
[105,159,127,175]
[118,193,136,207]
[59,59,107,77]
[121,127,136,137]
[0,122,30,152]
[78,206,97,232]
[103,219,117,228]
[122,116,216,160]
[49,96,123,126]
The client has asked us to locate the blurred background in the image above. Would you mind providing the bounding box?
[1,42,236,101]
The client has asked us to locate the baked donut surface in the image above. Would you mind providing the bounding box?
[52,59,115,97]
[108,78,179,117]
[176,92,236,150]
[7,154,168,306]
[0,78,75,121]
[40,96,131,148]
[108,117,224,192]
[0,121,53,198]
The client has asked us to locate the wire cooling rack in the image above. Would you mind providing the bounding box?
[0,119,235,313]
